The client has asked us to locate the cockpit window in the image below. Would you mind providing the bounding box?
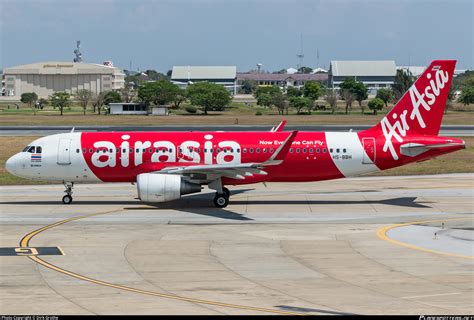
[22,145,42,153]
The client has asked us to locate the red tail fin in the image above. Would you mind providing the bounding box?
[369,60,456,137]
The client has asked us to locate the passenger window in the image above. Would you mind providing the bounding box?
[256,148,260,153]
[109,148,113,153]
[343,148,347,153]
[82,148,86,153]
[116,148,120,153]
[290,148,293,153]
[103,149,107,153]
[223,149,227,153]
[250,148,254,153]
[316,148,320,153]
[237,148,240,153]
[210,148,214,153]
[129,148,133,153]
[89,148,93,153]
[142,148,146,152]
[197,148,200,153]
[136,148,139,153]
[216,148,220,153]
[309,148,313,153]
[96,149,100,153]
[270,148,274,153]
[296,148,300,153]
[329,148,333,153]
[243,148,247,153]
[336,148,340,153]
[76,149,80,153]
[323,148,327,153]
[303,148,307,153]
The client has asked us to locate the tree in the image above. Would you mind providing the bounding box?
[20,92,38,115]
[325,89,338,114]
[145,69,167,81]
[256,93,273,109]
[353,82,368,114]
[120,84,136,103]
[297,66,313,74]
[138,80,180,106]
[273,69,287,74]
[458,87,474,106]
[92,92,106,115]
[172,88,187,108]
[289,96,312,114]
[303,81,322,100]
[254,85,280,99]
[367,98,384,115]
[339,78,358,114]
[286,86,301,97]
[271,91,288,115]
[186,82,231,115]
[340,89,355,114]
[75,89,92,115]
[240,79,257,94]
[376,88,394,108]
[49,92,71,116]
[393,69,415,100]
[104,91,121,105]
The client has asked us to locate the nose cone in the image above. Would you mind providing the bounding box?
[5,154,21,176]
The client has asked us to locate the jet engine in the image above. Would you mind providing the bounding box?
[137,173,201,202]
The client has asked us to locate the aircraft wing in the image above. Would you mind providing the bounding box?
[159,130,298,181]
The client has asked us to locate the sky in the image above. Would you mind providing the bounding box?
[0,0,473,72]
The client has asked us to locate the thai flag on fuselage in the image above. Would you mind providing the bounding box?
[31,153,42,162]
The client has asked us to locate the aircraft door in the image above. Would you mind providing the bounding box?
[57,139,72,165]
[362,137,375,164]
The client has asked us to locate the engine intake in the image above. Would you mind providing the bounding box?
[137,173,201,202]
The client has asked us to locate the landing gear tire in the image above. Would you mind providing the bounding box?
[62,195,73,204]
[222,187,230,198]
[213,193,229,208]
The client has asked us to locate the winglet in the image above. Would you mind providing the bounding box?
[271,120,286,132]
[265,130,298,163]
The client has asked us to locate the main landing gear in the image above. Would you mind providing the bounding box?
[62,182,74,204]
[213,187,230,208]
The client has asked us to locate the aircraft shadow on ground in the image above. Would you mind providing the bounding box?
[1,186,432,221]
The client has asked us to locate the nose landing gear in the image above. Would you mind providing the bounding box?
[62,182,74,204]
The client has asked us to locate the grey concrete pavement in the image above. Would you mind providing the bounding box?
[0,174,473,314]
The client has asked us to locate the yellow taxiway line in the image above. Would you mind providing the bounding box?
[19,210,305,316]
[377,217,473,260]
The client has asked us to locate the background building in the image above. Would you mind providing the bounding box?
[237,73,328,88]
[1,61,125,99]
[329,60,396,94]
[171,66,237,95]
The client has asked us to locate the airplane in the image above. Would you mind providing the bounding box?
[5,60,465,208]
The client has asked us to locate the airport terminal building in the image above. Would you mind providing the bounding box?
[1,61,125,99]
[328,60,396,94]
[171,66,237,95]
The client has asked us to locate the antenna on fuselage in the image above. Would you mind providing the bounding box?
[71,127,75,133]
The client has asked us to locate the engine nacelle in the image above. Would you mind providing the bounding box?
[137,173,201,202]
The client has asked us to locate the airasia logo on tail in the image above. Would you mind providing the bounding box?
[381,66,450,160]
